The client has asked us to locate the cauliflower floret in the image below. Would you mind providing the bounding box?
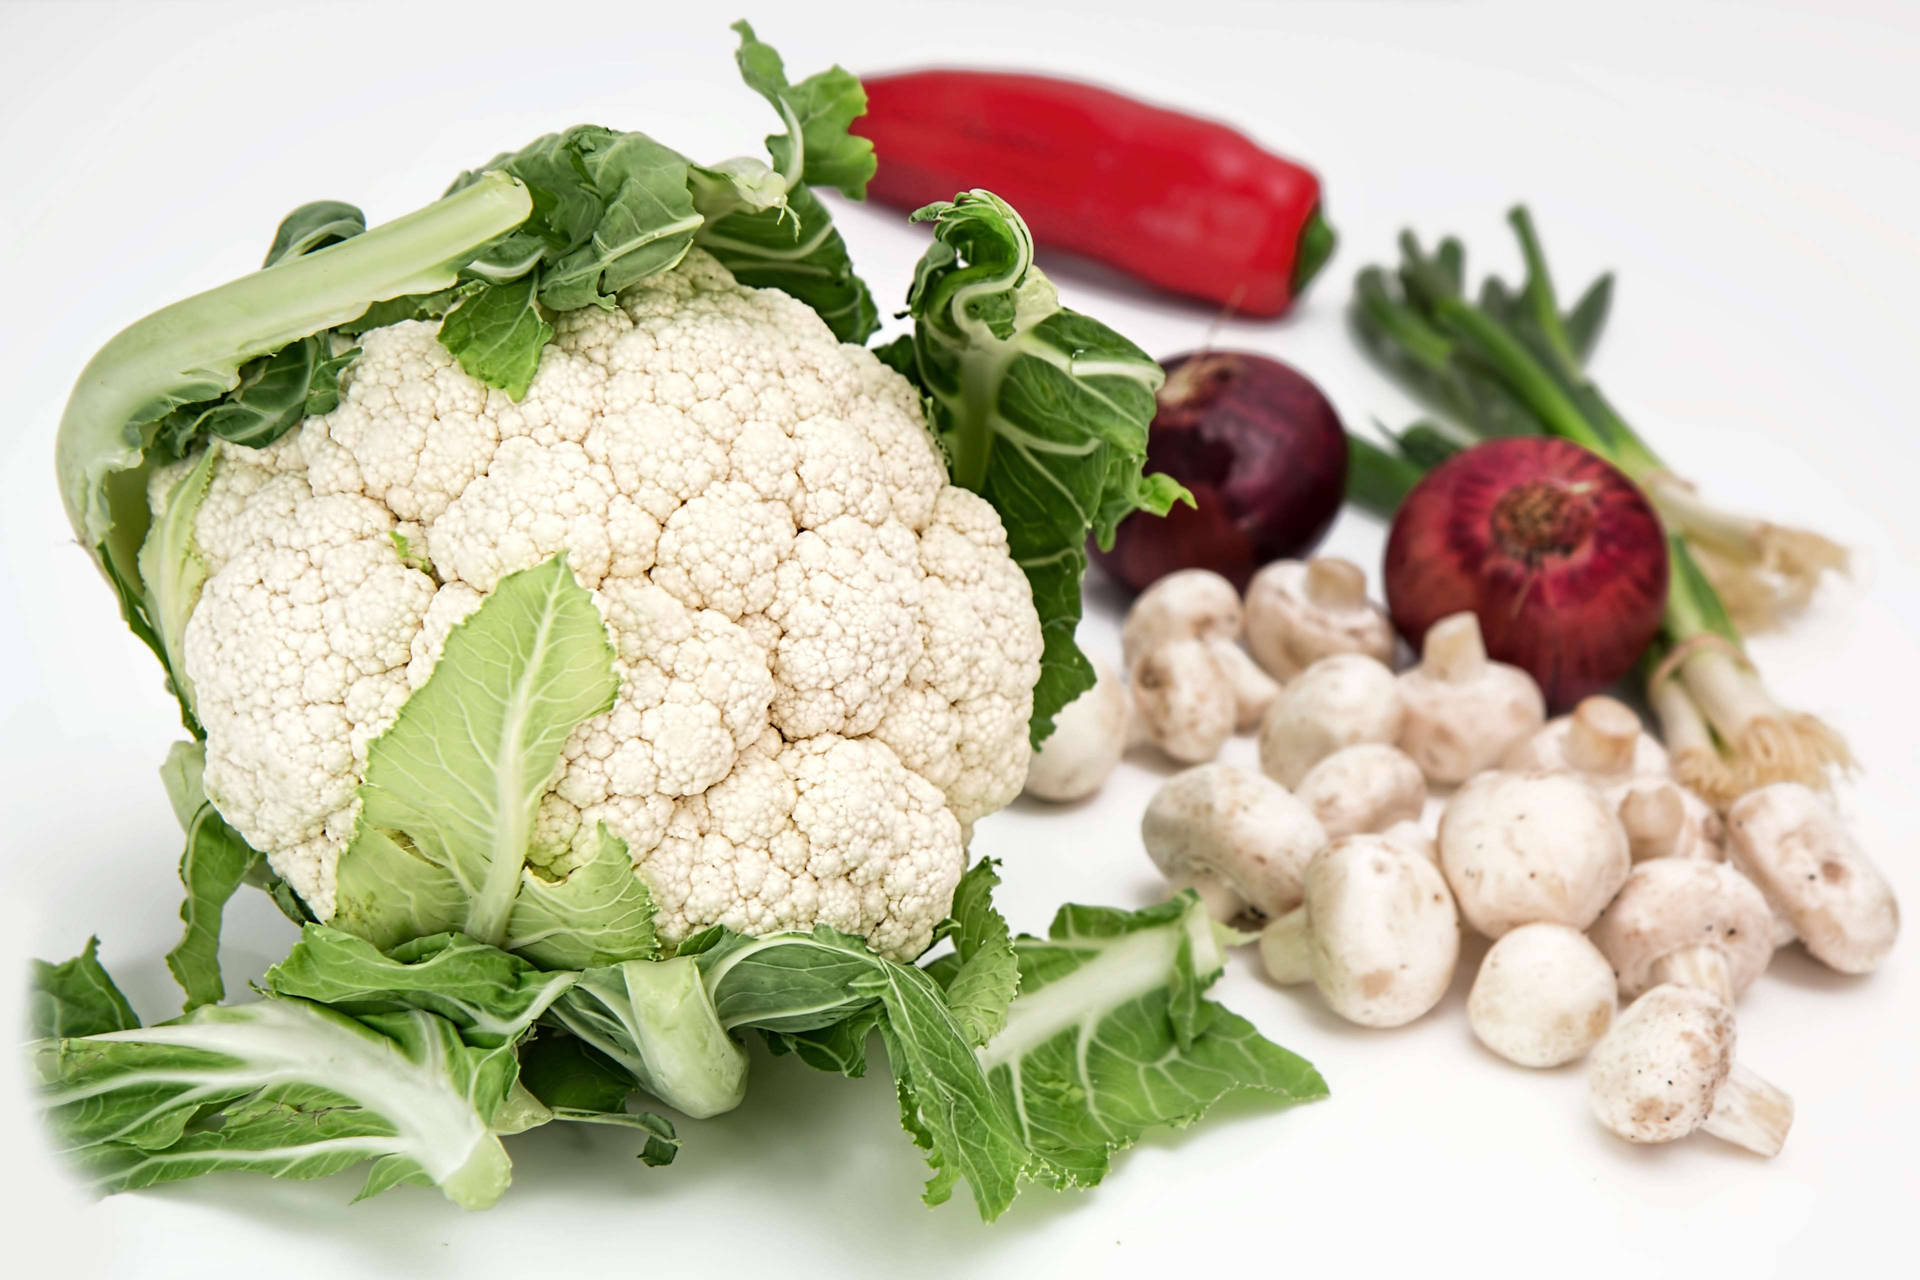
[183,479,436,918]
[181,249,1040,959]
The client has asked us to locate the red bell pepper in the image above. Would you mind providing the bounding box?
[852,70,1334,317]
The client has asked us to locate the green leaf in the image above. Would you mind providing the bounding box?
[897,191,1180,745]
[514,1035,681,1160]
[263,200,366,268]
[699,184,878,342]
[164,801,261,1011]
[35,1000,517,1209]
[930,860,1019,1047]
[1562,272,1614,363]
[505,825,659,969]
[264,926,578,1047]
[437,276,553,400]
[690,925,1028,1218]
[977,893,1327,1189]
[729,20,876,199]
[332,556,654,968]
[28,939,140,1040]
[548,958,750,1119]
[135,447,217,716]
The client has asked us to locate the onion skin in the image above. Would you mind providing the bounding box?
[1095,351,1347,593]
[1384,438,1668,710]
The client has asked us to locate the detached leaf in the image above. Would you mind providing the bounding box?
[978,893,1327,1189]
[28,938,140,1040]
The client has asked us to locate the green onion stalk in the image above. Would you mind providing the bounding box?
[1347,208,1850,807]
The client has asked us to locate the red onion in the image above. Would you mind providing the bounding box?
[1384,437,1669,709]
[1095,351,1346,593]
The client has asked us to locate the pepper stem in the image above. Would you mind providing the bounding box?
[1290,206,1338,297]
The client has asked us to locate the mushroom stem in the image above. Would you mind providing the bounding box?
[1701,1064,1794,1158]
[1306,557,1368,609]
[1259,908,1312,985]
[1173,873,1248,925]
[1564,697,1641,775]
[1618,782,1685,862]
[1421,612,1488,684]
[1648,946,1734,1004]
[1209,641,1281,731]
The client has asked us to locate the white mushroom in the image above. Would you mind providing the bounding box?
[1121,568,1242,659]
[1142,763,1328,923]
[1587,984,1793,1157]
[1131,638,1238,763]
[1436,771,1629,938]
[1122,569,1279,758]
[1242,557,1394,681]
[1726,783,1899,974]
[1379,819,1438,865]
[1259,833,1460,1027]
[1397,612,1546,786]
[1587,859,1775,1004]
[1502,695,1669,782]
[1614,777,1724,863]
[1257,653,1404,787]
[1295,742,1427,839]
[1023,657,1132,802]
[1467,923,1617,1067]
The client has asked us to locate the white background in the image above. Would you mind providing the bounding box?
[2,1,1917,1275]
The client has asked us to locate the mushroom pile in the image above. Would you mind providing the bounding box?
[1115,567,1900,1159]
[1022,558,1393,801]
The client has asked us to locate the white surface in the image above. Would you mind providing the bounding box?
[2,1,1917,1276]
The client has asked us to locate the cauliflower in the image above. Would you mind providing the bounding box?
[167,250,1042,959]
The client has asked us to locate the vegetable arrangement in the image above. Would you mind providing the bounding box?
[29,26,1331,1219]
[1347,211,1852,806]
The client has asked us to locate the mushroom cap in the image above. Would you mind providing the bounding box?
[1131,637,1237,763]
[1296,742,1427,838]
[1379,819,1438,865]
[1121,568,1242,667]
[1588,859,1775,1000]
[1468,923,1617,1067]
[1303,833,1459,1027]
[1587,984,1735,1144]
[1726,783,1900,974]
[1243,557,1394,681]
[1257,652,1405,787]
[1023,657,1131,802]
[1437,771,1630,937]
[1142,763,1329,920]
[1397,615,1546,785]
[1503,696,1670,780]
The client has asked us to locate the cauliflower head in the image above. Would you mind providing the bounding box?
[164,250,1042,960]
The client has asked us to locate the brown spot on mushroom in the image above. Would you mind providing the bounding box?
[1586,1005,1611,1038]
[1820,860,1848,885]
[1358,970,1395,998]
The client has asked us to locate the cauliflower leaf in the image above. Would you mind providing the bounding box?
[890,191,1190,744]
[331,555,658,969]
[28,938,140,1041]
[35,998,519,1209]
[973,893,1329,1189]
